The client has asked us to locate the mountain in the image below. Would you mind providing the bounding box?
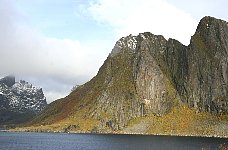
[21,16,228,137]
[0,75,47,126]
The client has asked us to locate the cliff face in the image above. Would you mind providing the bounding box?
[89,34,183,130]
[0,76,47,125]
[186,17,228,114]
[29,16,228,132]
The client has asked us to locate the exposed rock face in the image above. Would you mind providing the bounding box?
[0,76,47,125]
[31,16,228,131]
[186,17,228,114]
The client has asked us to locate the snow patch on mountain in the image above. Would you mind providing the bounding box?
[0,76,47,113]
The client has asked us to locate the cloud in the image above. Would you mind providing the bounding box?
[87,0,198,45]
[0,0,200,103]
[0,25,100,81]
[0,0,108,103]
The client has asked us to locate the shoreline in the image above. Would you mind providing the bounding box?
[3,129,227,139]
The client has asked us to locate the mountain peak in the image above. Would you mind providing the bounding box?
[110,34,137,57]
[0,76,47,126]
[110,32,167,57]
[195,16,228,36]
[191,16,228,57]
[0,75,15,87]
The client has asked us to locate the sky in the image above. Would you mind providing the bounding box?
[0,0,227,103]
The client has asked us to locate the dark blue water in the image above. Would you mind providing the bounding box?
[0,132,227,150]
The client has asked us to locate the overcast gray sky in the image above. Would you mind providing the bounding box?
[0,0,227,103]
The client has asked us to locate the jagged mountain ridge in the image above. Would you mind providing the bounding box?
[29,16,227,133]
[0,75,47,125]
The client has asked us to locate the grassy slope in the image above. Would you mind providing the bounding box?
[123,105,228,137]
[11,105,228,137]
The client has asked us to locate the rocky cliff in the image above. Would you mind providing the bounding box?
[187,17,228,114]
[26,16,228,135]
[0,75,47,125]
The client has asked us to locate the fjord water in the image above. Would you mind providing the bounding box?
[0,132,227,150]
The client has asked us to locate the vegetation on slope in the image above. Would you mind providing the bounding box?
[123,105,228,137]
[12,105,228,138]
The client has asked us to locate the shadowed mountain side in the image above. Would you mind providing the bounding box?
[0,76,47,126]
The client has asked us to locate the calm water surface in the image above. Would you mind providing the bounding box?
[0,132,227,150]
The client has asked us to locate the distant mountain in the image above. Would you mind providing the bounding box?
[0,75,47,126]
[22,16,227,137]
